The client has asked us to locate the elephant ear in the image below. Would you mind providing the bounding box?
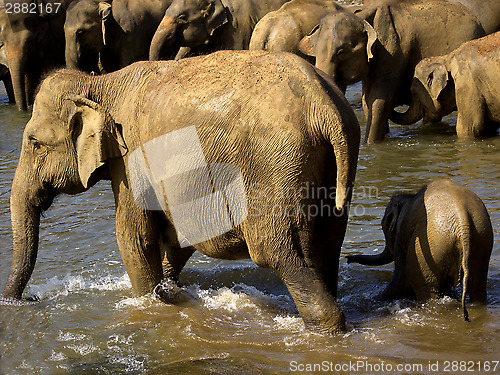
[99,2,112,46]
[370,5,398,58]
[298,25,320,57]
[383,198,402,236]
[363,20,377,61]
[421,62,449,100]
[202,0,228,36]
[65,95,127,188]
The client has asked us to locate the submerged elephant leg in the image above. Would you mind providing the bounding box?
[455,92,485,138]
[276,260,345,334]
[363,80,400,144]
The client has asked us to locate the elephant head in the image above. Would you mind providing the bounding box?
[393,58,456,125]
[2,71,127,300]
[346,195,410,266]
[299,11,377,92]
[64,0,112,73]
[149,0,228,61]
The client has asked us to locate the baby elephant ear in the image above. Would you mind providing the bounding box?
[426,63,449,100]
[298,25,320,57]
[65,95,127,188]
[203,0,228,36]
[383,198,402,235]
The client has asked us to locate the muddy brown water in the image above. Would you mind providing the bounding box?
[0,82,498,374]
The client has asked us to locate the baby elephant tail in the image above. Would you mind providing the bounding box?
[461,235,471,322]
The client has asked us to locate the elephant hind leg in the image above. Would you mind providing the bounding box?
[276,260,346,334]
[464,270,488,304]
[248,233,345,334]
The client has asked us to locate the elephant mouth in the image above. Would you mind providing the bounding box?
[77,51,101,74]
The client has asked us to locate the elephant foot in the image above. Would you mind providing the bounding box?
[154,278,190,304]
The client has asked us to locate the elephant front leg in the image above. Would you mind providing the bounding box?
[115,203,163,296]
[455,92,486,138]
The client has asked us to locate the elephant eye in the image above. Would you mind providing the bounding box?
[336,48,345,56]
[29,136,41,150]
[76,30,84,38]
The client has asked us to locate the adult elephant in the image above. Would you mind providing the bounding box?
[0,1,73,111]
[249,0,355,60]
[2,50,360,335]
[149,0,290,61]
[64,0,173,74]
[298,0,485,143]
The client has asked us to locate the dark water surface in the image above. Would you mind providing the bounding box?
[0,83,498,374]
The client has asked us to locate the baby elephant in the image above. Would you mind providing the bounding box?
[395,32,500,138]
[347,179,493,321]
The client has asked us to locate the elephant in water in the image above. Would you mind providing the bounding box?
[393,31,500,138]
[149,0,290,61]
[347,179,493,321]
[298,0,485,143]
[64,0,173,74]
[2,50,360,335]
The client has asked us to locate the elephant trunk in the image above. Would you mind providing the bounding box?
[5,43,28,111]
[316,58,336,82]
[2,164,46,299]
[149,17,179,61]
[346,246,394,266]
[65,37,81,70]
[390,95,424,125]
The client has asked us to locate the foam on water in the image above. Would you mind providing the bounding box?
[26,272,132,300]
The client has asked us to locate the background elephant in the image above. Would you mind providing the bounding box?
[298,0,485,143]
[149,0,289,61]
[64,0,172,74]
[2,50,360,335]
[449,0,500,34]
[0,0,73,111]
[248,0,354,61]
[394,32,500,138]
[347,179,493,321]
[0,44,14,103]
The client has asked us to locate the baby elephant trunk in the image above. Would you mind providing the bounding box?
[346,246,394,266]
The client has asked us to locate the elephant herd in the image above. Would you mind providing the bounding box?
[1,0,497,335]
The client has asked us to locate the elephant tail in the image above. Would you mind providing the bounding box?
[307,68,360,211]
[461,234,471,322]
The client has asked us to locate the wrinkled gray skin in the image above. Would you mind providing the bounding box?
[64,0,172,74]
[149,0,289,61]
[347,179,493,322]
[395,32,500,138]
[2,50,360,335]
[248,0,358,61]
[0,1,73,111]
[298,0,485,143]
